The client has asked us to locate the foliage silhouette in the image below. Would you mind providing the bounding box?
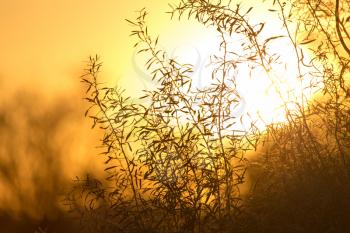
[69,0,350,233]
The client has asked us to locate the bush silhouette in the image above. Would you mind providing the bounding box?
[68,0,350,233]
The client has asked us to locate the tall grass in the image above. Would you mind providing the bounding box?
[68,0,350,232]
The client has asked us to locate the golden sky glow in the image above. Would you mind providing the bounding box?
[0,1,174,95]
[0,0,321,127]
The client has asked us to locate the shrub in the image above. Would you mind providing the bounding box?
[68,0,350,233]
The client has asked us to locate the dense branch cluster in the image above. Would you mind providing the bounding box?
[67,1,350,233]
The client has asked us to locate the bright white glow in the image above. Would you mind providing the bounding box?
[129,4,323,131]
[162,10,323,131]
[233,37,322,130]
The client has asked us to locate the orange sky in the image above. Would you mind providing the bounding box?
[1,0,321,126]
[0,0,276,99]
[0,0,182,97]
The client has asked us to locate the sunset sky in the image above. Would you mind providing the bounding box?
[0,0,223,99]
[0,0,311,121]
[0,0,327,149]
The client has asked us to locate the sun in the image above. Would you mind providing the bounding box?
[158,11,322,131]
[233,36,322,130]
[128,4,323,131]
